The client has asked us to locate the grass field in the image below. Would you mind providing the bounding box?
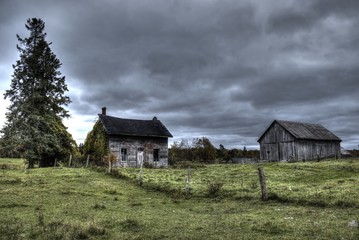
[1,158,359,239]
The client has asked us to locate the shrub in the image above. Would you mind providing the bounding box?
[92,203,106,210]
[87,221,106,236]
[206,182,224,198]
[120,217,141,231]
[170,188,185,203]
[143,161,154,168]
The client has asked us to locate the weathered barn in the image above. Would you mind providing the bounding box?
[258,120,341,161]
[98,107,172,167]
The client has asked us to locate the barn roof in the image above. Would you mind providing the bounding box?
[258,120,341,142]
[98,114,173,138]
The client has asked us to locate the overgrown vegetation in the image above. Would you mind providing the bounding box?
[82,120,109,165]
[1,158,359,239]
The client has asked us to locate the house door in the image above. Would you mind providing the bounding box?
[137,149,144,167]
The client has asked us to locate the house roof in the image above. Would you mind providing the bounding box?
[98,114,173,138]
[258,120,341,142]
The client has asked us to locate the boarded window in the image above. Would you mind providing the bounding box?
[153,149,159,162]
[121,148,127,161]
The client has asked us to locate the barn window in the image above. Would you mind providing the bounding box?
[153,149,159,162]
[121,148,127,161]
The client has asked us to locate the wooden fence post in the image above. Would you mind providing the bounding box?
[85,155,90,168]
[138,158,143,186]
[54,158,57,167]
[258,167,268,201]
[68,154,72,167]
[108,159,112,174]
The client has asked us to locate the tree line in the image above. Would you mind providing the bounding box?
[169,137,259,165]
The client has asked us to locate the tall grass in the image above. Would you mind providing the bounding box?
[116,159,359,207]
[1,158,359,239]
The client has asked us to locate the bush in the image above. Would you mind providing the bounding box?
[92,203,106,210]
[206,182,224,198]
[120,217,141,232]
[170,188,185,203]
[143,161,154,168]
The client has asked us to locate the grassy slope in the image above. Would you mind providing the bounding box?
[1,158,359,239]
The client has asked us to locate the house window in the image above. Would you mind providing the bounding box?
[153,149,159,162]
[121,148,127,161]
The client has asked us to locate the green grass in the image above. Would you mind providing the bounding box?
[119,160,359,208]
[1,158,359,239]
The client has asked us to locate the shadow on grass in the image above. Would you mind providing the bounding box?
[267,192,359,208]
[91,166,359,209]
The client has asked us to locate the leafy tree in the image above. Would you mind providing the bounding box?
[218,144,229,161]
[192,137,216,163]
[242,146,247,157]
[228,148,240,159]
[83,120,109,165]
[169,138,193,163]
[0,18,76,167]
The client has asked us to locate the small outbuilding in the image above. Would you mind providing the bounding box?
[258,120,341,161]
[94,107,172,167]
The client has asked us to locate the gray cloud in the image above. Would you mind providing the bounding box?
[0,0,358,149]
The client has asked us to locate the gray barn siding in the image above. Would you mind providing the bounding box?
[108,136,168,167]
[259,122,295,161]
[259,120,341,161]
[260,122,295,144]
[295,140,340,161]
[260,142,295,161]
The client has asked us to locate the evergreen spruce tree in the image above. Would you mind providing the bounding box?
[0,18,76,167]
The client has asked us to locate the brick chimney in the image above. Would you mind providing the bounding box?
[101,107,107,115]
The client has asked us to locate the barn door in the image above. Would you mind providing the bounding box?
[137,149,144,167]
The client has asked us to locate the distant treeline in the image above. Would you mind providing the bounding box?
[168,137,259,165]
[348,150,359,157]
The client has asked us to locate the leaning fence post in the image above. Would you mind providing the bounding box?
[85,155,90,168]
[258,166,268,201]
[108,157,112,174]
[138,159,143,186]
[68,154,73,167]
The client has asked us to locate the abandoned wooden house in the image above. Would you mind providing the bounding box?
[258,120,341,161]
[97,107,172,167]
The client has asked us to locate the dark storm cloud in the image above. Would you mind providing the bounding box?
[232,66,359,109]
[1,0,359,149]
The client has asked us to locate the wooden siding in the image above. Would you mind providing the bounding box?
[108,136,168,167]
[259,122,341,161]
[294,140,341,161]
[260,142,295,161]
[259,122,295,160]
[260,122,295,144]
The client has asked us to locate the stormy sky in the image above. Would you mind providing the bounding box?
[1,0,359,149]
